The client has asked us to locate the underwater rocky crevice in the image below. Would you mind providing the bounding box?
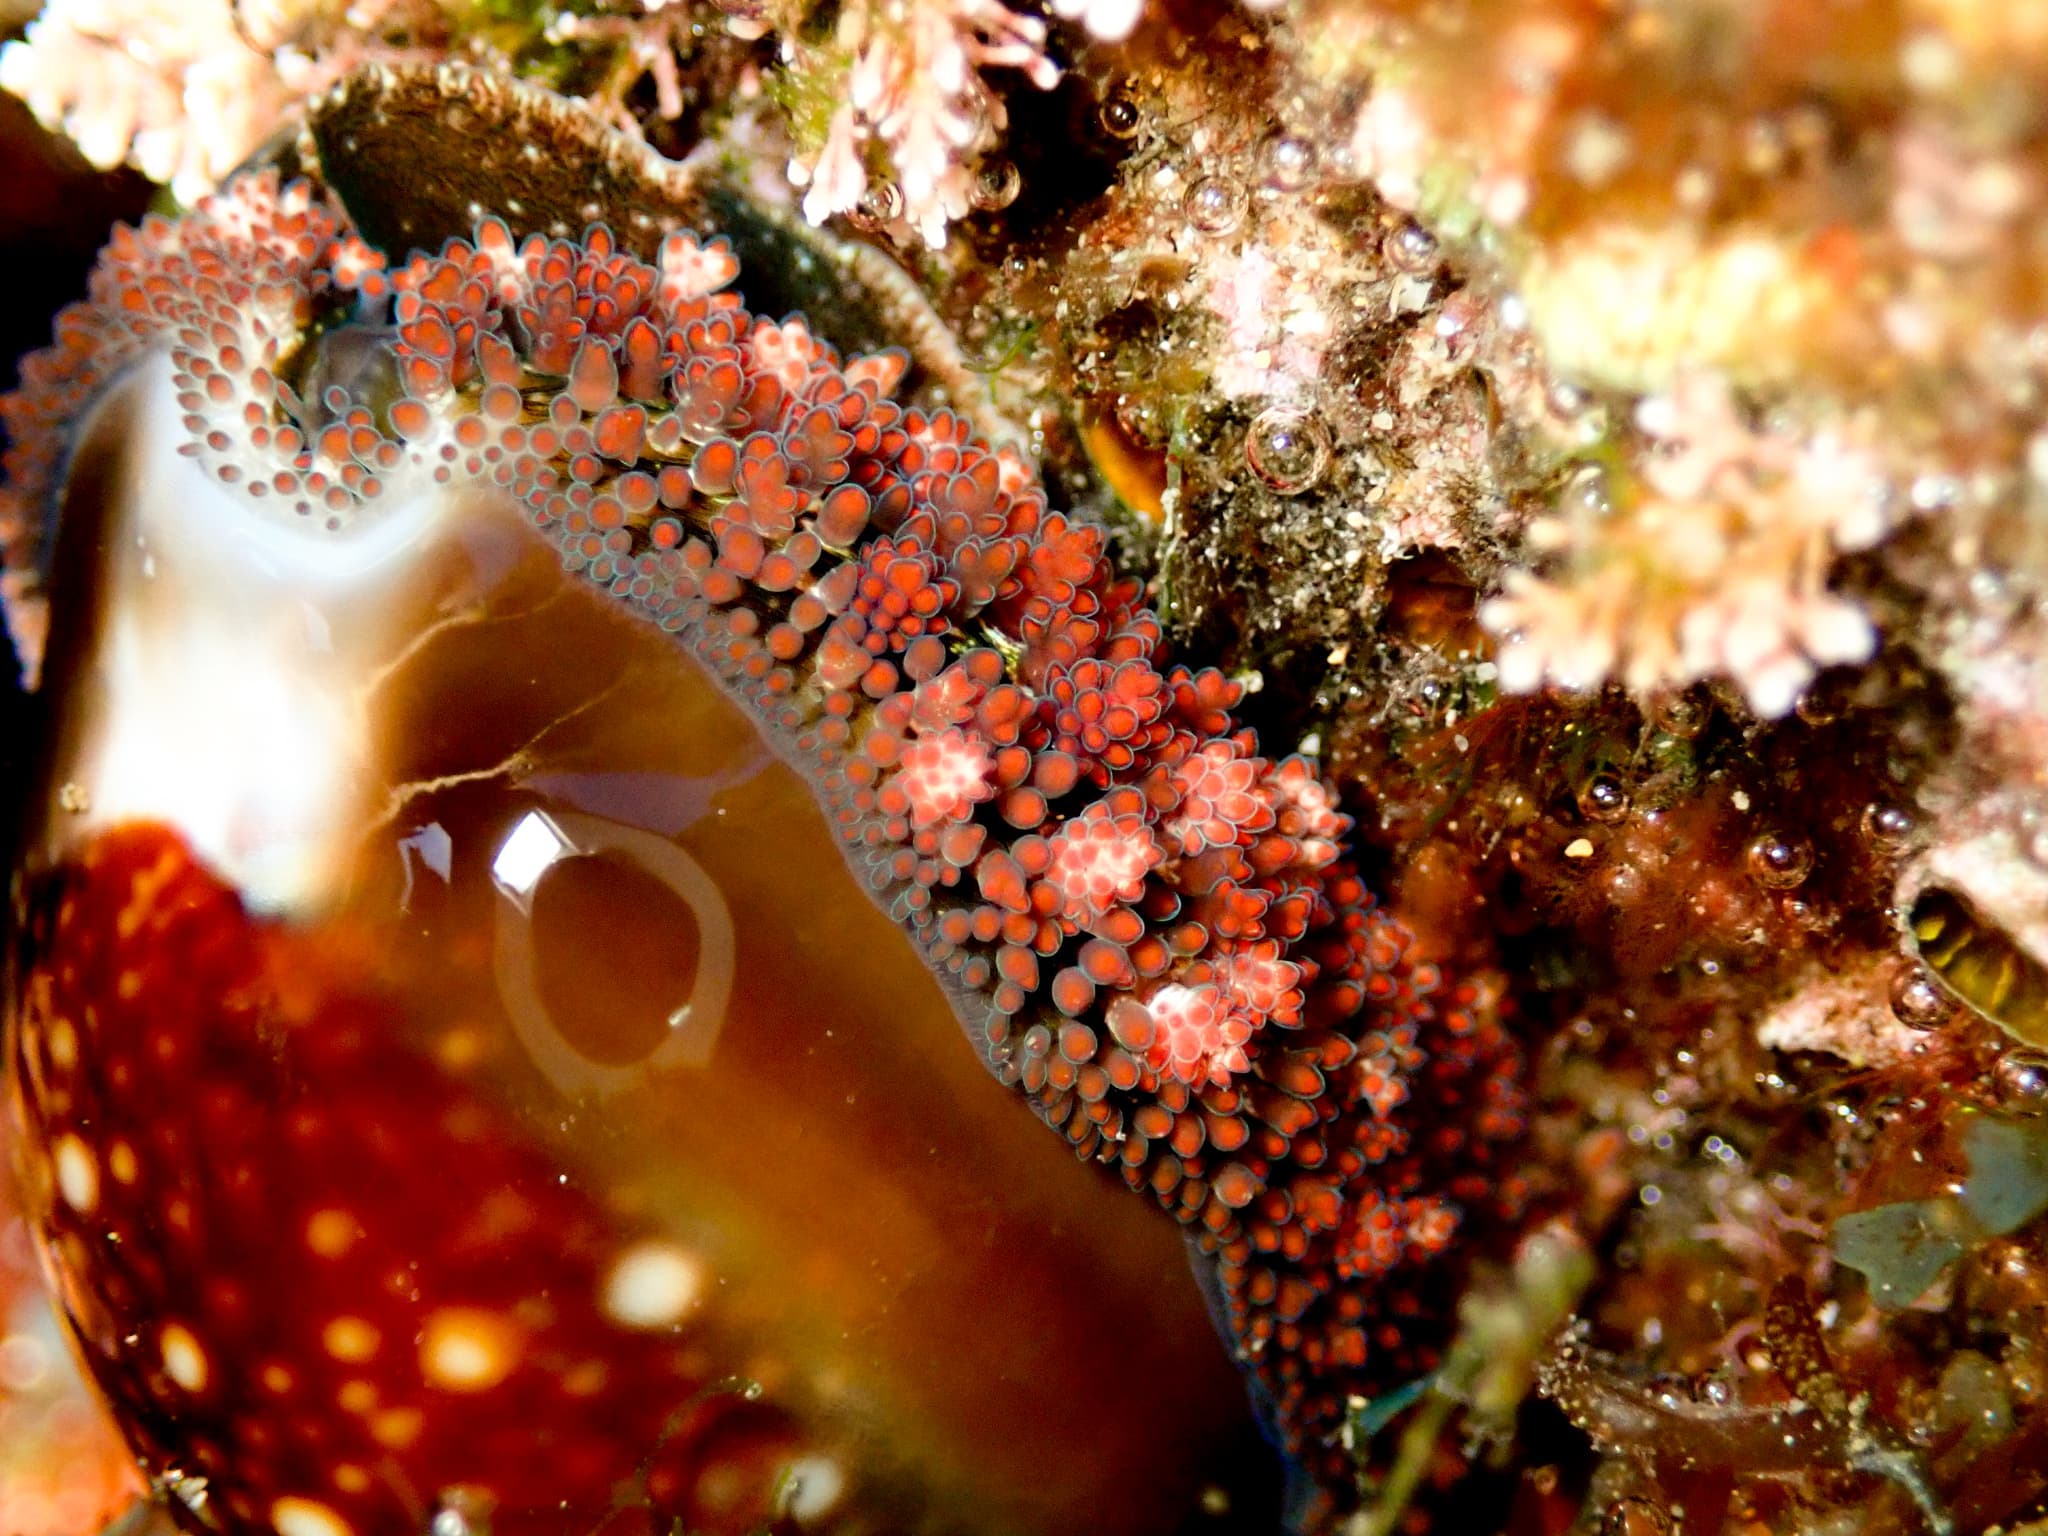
[8,2,2048,1533]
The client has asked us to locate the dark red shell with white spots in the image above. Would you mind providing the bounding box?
[0,64,1533,1519]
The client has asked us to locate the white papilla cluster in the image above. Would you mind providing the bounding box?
[777,0,1308,242]
[0,0,324,203]
[1480,372,1893,719]
[785,0,1057,248]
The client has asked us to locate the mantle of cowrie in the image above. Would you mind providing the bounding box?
[0,62,1530,1536]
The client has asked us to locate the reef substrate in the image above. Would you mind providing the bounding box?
[865,10,2048,1532]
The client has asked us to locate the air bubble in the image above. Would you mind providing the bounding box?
[1387,220,1440,274]
[1245,407,1330,495]
[1185,176,1245,234]
[1996,1050,2048,1104]
[2020,801,2048,868]
[1098,84,1142,140]
[1794,670,1853,724]
[849,180,903,231]
[1259,133,1316,191]
[1651,689,1710,739]
[1863,799,1916,851]
[1746,833,1812,889]
[1577,773,1630,824]
[1547,378,1590,416]
[1557,462,1612,523]
[1889,963,1951,1029]
[971,159,1021,211]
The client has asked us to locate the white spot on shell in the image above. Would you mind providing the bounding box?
[322,1316,381,1363]
[270,1497,355,1536]
[305,1208,361,1258]
[419,1307,520,1392]
[160,1322,209,1393]
[332,1465,372,1495]
[781,1455,847,1524]
[54,1134,97,1214]
[600,1241,706,1330]
[370,1405,424,1448]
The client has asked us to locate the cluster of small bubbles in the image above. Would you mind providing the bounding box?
[1097,83,1143,140]
[1258,132,1316,191]
[970,158,1022,212]
[1185,175,1246,235]
[1387,220,1441,275]
[1863,799,1917,851]
[1699,1134,1742,1167]
[1696,1372,1736,1405]
[848,179,903,231]
[1245,405,1331,495]
[1746,832,1814,889]
[1890,963,1953,1029]
[1996,1051,2048,1104]
[1577,772,1631,824]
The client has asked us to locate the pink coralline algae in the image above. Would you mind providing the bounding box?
[0,158,1532,1502]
